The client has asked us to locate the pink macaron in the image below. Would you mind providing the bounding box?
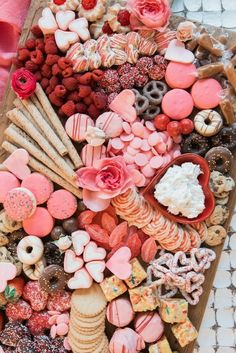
[96,112,123,138]
[65,113,94,142]
[21,173,54,205]
[23,207,54,237]
[191,78,223,109]
[0,171,20,203]
[134,312,164,343]
[165,62,197,89]
[106,298,135,327]
[162,89,194,120]
[47,190,77,220]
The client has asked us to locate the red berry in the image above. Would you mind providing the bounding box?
[18,48,30,62]
[117,10,130,26]
[179,118,194,135]
[102,21,113,35]
[167,121,182,137]
[154,114,170,131]
[25,38,36,50]
[81,0,97,10]
[31,25,43,38]
[61,100,76,116]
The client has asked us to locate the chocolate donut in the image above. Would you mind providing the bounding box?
[39,265,66,294]
[7,230,26,257]
[211,126,236,150]
[205,146,233,173]
[181,133,210,155]
[44,242,63,266]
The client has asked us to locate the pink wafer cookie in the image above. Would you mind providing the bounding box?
[23,207,54,237]
[96,112,123,138]
[0,171,20,203]
[80,144,107,167]
[21,173,54,205]
[65,113,94,142]
[47,190,77,220]
[4,187,37,221]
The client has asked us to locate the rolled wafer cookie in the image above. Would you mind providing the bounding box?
[30,95,52,127]
[2,141,82,199]
[35,84,82,168]
[7,109,76,182]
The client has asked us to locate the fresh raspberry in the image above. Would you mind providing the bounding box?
[67,91,80,102]
[40,78,49,90]
[75,102,87,113]
[25,38,36,50]
[46,86,54,95]
[153,54,168,67]
[35,38,45,52]
[31,25,44,38]
[61,100,76,116]
[30,49,44,65]
[92,69,104,82]
[27,311,51,336]
[78,72,92,85]
[62,77,77,91]
[52,63,62,76]
[102,21,113,35]
[134,72,149,87]
[23,281,48,312]
[46,54,60,66]
[92,91,107,109]
[83,95,93,105]
[58,108,66,118]
[58,57,72,70]
[45,40,58,55]
[81,0,97,10]
[49,91,64,107]
[47,291,71,312]
[34,71,42,81]
[107,92,118,105]
[148,64,166,80]
[120,73,135,89]
[55,85,67,98]
[18,48,30,62]
[117,63,132,76]
[78,84,92,98]
[100,69,119,87]
[49,76,59,89]
[45,34,54,42]
[41,64,52,78]
[136,56,154,75]
[87,103,100,119]
[12,57,24,68]
[6,300,32,321]
[25,60,39,72]
[62,67,73,77]
[117,10,130,26]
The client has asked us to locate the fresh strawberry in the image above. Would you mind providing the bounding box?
[0,311,4,331]
[0,293,7,309]
[4,277,25,303]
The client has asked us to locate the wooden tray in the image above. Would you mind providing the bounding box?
[0,2,235,352]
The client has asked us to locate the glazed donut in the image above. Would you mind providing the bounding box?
[205,146,233,173]
[181,133,210,155]
[39,265,66,294]
[194,110,223,137]
[23,258,46,280]
[211,126,236,150]
[17,236,44,265]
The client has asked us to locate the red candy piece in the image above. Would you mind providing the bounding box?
[101,212,117,233]
[54,0,66,4]
[109,222,128,248]
[167,121,182,137]
[85,224,110,249]
[154,114,170,131]
[179,118,194,135]
[27,311,51,336]
[6,300,32,321]
[78,210,96,228]
[47,291,71,312]
[126,233,142,258]
[81,0,97,10]
[23,281,48,312]
[141,238,158,263]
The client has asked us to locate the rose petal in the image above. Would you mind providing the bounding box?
[50,325,57,339]
[83,189,111,212]
[76,167,100,191]
[57,323,69,336]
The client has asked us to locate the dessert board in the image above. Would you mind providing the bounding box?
[0,0,236,353]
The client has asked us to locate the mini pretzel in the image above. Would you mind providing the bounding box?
[132,89,149,115]
[143,81,168,105]
[141,105,161,121]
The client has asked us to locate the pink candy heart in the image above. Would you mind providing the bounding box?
[55,29,78,52]
[38,7,58,35]
[109,90,137,123]
[165,39,195,64]
[85,260,105,283]
[3,149,31,180]
[72,230,90,256]
[83,241,106,262]
[56,10,75,31]
[64,249,84,273]
[67,268,93,289]
[69,18,90,42]
[106,246,132,280]
[0,262,17,292]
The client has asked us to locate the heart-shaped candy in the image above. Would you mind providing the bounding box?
[85,260,105,283]
[72,230,90,256]
[3,149,31,180]
[56,10,75,31]
[67,268,92,289]
[83,241,106,262]
[0,262,17,292]
[55,29,78,52]
[106,246,132,280]
[38,7,58,35]
[109,90,137,123]
[165,39,195,64]
[64,249,84,273]
[69,18,90,42]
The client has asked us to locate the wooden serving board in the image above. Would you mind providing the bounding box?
[0,1,235,352]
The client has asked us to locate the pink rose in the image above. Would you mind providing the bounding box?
[128,0,171,31]
[76,156,134,211]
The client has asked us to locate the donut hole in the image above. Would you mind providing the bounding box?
[49,276,59,287]
[26,246,33,254]
[216,157,223,166]
[204,118,211,125]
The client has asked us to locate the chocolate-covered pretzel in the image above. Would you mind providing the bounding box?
[132,89,149,115]
[143,80,168,105]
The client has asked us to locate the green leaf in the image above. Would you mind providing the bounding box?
[4,287,16,300]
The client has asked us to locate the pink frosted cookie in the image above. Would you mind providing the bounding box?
[162,89,194,120]
[106,297,135,328]
[96,112,123,138]
[47,190,77,220]
[23,207,54,237]
[65,113,94,142]
[21,173,54,205]
[4,187,37,221]
[0,171,20,203]
[191,78,222,109]
[80,144,107,167]
[165,62,197,89]
[134,312,164,343]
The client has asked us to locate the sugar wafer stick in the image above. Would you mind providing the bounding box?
[30,95,52,126]
[13,98,32,121]
[35,83,82,168]
[2,141,82,199]
[7,109,76,182]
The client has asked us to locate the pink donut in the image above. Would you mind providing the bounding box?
[47,190,77,220]
[0,171,20,203]
[4,187,37,221]
[80,144,107,167]
[21,173,54,205]
[23,207,54,237]
[134,312,164,343]
[106,298,134,327]
[65,114,94,142]
[96,112,123,138]
[162,89,194,120]
[191,78,222,109]
[165,62,197,89]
